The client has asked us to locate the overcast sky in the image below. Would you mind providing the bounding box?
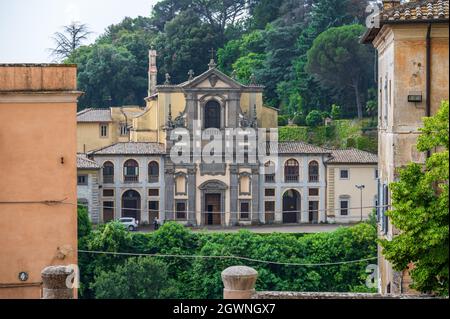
[0,0,158,63]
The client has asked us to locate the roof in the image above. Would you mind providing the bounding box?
[89,142,166,155]
[362,0,449,43]
[77,154,101,169]
[77,108,112,122]
[269,141,330,154]
[156,66,264,92]
[326,149,378,164]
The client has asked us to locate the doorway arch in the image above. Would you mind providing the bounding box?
[122,190,141,221]
[282,189,301,223]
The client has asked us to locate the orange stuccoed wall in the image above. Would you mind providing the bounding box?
[0,64,82,298]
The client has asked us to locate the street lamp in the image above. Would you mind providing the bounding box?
[355,185,365,222]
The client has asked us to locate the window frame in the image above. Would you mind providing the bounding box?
[77,174,88,185]
[239,200,251,221]
[175,200,188,220]
[339,197,350,216]
[99,123,109,138]
[284,159,299,183]
[102,161,115,184]
[308,161,319,183]
[339,169,350,180]
[123,159,139,183]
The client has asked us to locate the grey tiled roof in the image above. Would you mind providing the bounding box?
[77,154,101,169]
[326,149,378,164]
[77,108,112,122]
[90,142,166,155]
[266,141,330,154]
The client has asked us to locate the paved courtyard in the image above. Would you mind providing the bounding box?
[138,223,348,234]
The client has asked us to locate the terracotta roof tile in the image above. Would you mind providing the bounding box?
[326,149,378,164]
[89,142,166,155]
[77,154,101,169]
[77,108,112,122]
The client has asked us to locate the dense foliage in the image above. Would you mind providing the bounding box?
[380,101,449,296]
[79,221,377,299]
[64,0,376,118]
[278,119,378,153]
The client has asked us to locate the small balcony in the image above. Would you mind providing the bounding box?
[265,174,275,183]
[148,175,159,183]
[103,176,114,184]
[285,175,299,183]
[309,175,319,183]
[124,175,139,183]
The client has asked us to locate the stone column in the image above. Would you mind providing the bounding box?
[165,163,175,221]
[187,166,197,226]
[229,164,239,226]
[41,266,74,299]
[222,266,258,299]
[251,166,260,225]
[227,92,240,128]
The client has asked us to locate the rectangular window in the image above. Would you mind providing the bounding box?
[239,201,250,220]
[308,201,319,223]
[175,201,187,220]
[120,123,128,136]
[103,201,114,222]
[340,199,349,216]
[148,200,159,214]
[264,201,275,224]
[77,175,88,185]
[103,189,114,197]
[340,169,349,179]
[100,124,108,138]
[148,189,159,197]
[265,189,275,197]
[309,188,319,196]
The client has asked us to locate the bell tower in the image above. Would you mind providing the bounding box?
[148,49,157,97]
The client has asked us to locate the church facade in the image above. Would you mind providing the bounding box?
[77,52,378,227]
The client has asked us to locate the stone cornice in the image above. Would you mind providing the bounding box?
[0,91,83,103]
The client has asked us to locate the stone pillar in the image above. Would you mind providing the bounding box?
[227,92,240,128]
[165,163,175,221]
[41,266,74,299]
[185,92,197,131]
[187,166,197,226]
[229,164,239,226]
[251,166,260,225]
[222,266,258,299]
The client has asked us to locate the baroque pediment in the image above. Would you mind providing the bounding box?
[181,68,244,90]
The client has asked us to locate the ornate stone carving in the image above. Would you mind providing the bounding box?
[209,74,219,87]
[199,180,228,191]
[164,73,171,85]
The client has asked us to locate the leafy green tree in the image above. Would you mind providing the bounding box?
[380,101,449,296]
[306,110,324,127]
[155,10,220,84]
[68,44,143,109]
[331,104,341,120]
[294,0,372,115]
[92,257,174,299]
[77,204,91,239]
[305,24,374,119]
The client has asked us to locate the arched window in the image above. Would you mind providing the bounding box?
[284,159,299,182]
[308,161,319,183]
[264,161,275,183]
[103,161,114,184]
[124,159,139,183]
[204,100,221,129]
[148,161,159,183]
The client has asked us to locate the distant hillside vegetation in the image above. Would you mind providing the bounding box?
[279,119,378,154]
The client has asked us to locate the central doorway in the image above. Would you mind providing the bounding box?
[122,190,141,221]
[282,189,301,224]
[205,193,221,226]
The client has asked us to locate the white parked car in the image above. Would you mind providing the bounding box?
[118,217,139,231]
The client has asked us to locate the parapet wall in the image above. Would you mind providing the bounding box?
[0,64,77,91]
